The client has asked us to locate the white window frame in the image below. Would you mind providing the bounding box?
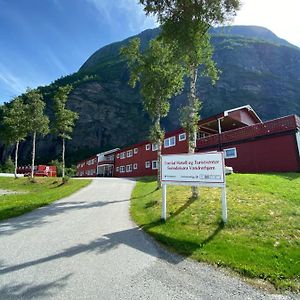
[120,166,125,173]
[116,167,119,172]
[152,160,158,170]
[127,150,133,158]
[178,133,186,141]
[164,136,176,148]
[126,164,132,172]
[133,163,138,170]
[145,161,150,168]
[145,144,151,151]
[224,147,237,159]
[134,148,138,154]
[120,152,125,159]
[152,143,158,151]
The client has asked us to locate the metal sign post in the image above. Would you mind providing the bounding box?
[160,152,227,223]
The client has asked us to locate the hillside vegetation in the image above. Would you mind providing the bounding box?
[1,26,299,165]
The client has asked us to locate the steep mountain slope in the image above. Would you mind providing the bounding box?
[1,26,300,165]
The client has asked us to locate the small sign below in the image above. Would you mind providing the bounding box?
[161,153,225,185]
[160,152,227,223]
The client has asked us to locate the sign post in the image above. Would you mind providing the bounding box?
[160,152,227,223]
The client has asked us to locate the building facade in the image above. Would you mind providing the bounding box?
[76,105,300,177]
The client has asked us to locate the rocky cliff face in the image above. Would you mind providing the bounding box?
[1,26,300,165]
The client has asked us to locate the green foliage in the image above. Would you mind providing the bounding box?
[53,85,79,140]
[24,88,50,136]
[0,177,91,221]
[121,38,184,119]
[1,156,14,173]
[2,97,28,145]
[121,37,185,188]
[180,98,202,148]
[139,0,241,27]
[131,173,300,291]
[49,159,63,177]
[138,0,236,155]
[149,120,165,143]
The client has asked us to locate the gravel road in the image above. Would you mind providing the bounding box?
[0,178,298,300]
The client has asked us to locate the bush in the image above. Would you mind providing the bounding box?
[2,156,14,173]
[62,176,70,184]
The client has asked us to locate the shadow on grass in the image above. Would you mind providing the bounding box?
[168,196,198,221]
[200,222,224,248]
[139,217,225,259]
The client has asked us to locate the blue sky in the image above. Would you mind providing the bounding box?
[0,0,299,104]
[0,0,156,103]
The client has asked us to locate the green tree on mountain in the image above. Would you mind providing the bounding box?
[53,85,78,180]
[139,0,241,197]
[121,38,184,188]
[2,97,28,178]
[25,88,49,179]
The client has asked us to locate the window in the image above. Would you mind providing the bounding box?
[133,163,138,170]
[152,160,158,170]
[145,144,151,151]
[179,133,186,141]
[116,167,119,172]
[116,154,120,159]
[120,152,125,159]
[107,155,114,161]
[134,148,138,154]
[164,136,176,148]
[152,143,158,151]
[145,161,150,168]
[127,150,133,157]
[120,166,125,173]
[126,164,132,172]
[224,148,237,159]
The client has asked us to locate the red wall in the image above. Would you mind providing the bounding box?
[199,133,299,173]
[76,155,97,177]
[115,131,189,177]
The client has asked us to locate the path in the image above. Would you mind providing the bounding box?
[0,178,296,299]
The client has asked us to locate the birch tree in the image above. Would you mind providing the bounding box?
[2,97,28,178]
[25,88,49,179]
[53,85,78,180]
[121,38,184,188]
[139,0,240,197]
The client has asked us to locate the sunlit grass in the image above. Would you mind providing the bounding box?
[131,173,300,291]
[0,177,91,221]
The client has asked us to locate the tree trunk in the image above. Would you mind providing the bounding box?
[189,64,199,199]
[157,114,162,189]
[31,132,36,179]
[14,141,19,179]
[62,138,65,179]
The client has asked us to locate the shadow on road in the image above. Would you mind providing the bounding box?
[0,274,72,300]
[0,198,130,236]
[0,221,224,277]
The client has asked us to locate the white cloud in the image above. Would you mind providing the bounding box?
[85,0,156,34]
[234,0,300,47]
[0,64,27,96]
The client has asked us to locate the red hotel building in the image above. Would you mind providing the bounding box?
[76,105,300,177]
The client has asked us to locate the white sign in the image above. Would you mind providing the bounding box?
[160,152,227,223]
[161,153,225,185]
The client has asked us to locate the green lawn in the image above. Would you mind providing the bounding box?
[0,177,91,221]
[131,173,300,291]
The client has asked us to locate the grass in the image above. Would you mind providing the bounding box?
[131,173,300,291]
[0,177,91,221]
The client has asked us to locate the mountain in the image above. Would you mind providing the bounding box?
[1,26,300,165]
